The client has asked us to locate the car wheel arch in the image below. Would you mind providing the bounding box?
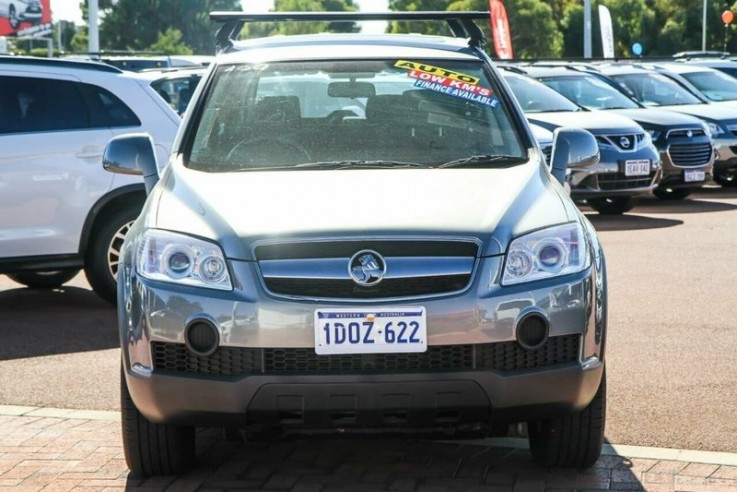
[79,184,146,258]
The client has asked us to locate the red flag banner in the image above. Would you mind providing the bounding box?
[489,0,514,59]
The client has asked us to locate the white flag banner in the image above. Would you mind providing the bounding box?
[599,5,615,58]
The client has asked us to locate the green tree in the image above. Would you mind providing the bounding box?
[95,0,241,55]
[389,0,563,58]
[387,0,453,36]
[149,28,194,55]
[241,0,358,39]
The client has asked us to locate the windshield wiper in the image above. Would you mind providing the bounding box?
[295,160,428,170]
[437,154,527,169]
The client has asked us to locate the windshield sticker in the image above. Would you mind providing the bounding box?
[394,60,480,85]
[407,70,494,97]
[412,78,500,109]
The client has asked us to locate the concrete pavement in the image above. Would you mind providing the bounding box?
[2,406,737,491]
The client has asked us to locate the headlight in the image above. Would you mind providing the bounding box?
[137,229,232,290]
[704,121,725,137]
[502,222,589,286]
[645,129,661,141]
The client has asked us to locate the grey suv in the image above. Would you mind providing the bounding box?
[105,11,608,476]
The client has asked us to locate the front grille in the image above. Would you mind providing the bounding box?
[150,335,580,378]
[255,239,479,300]
[668,143,713,167]
[264,275,470,299]
[597,173,654,190]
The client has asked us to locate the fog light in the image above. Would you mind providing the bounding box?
[185,319,219,356]
[516,314,549,350]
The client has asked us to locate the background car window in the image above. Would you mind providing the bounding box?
[151,76,201,115]
[504,74,581,113]
[679,70,737,101]
[541,75,640,110]
[612,73,701,106]
[0,76,90,134]
[79,83,141,128]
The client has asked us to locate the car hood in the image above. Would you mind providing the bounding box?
[658,103,737,124]
[153,158,572,258]
[527,111,643,134]
[610,108,704,128]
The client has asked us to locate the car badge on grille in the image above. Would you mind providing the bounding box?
[620,136,631,149]
[686,130,693,138]
[349,250,386,286]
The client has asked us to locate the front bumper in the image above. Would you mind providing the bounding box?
[125,359,604,430]
[120,252,606,430]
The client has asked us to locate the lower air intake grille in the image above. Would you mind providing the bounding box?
[151,334,580,377]
[597,173,654,190]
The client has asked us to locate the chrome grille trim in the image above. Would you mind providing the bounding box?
[259,256,476,280]
[666,128,707,139]
[595,133,646,152]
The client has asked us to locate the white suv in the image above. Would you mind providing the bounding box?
[0,56,179,303]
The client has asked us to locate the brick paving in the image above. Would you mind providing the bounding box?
[1,413,737,491]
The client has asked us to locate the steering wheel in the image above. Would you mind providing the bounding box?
[226,137,312,166]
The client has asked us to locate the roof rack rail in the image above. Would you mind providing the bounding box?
[0,55,123,74]
[209,11,489,53]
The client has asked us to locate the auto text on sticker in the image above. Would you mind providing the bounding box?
[394,60,480,84]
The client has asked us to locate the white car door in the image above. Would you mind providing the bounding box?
[0,73,115,258]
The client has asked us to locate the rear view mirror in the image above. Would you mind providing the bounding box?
[328,81,376,98]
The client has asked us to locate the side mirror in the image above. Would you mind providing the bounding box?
[550,128,599,185]
[103,133,159,194]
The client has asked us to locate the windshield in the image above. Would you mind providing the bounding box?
[610,73,702,106]
[504,73,581,113]
[679,70,737,101]
[187,59,526,171]
[540,74,640,110]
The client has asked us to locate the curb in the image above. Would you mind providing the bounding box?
[3,405,737,467]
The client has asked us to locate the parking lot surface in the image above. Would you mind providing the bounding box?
[3,406,737,491]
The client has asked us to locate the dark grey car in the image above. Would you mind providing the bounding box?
[104,11,607,477]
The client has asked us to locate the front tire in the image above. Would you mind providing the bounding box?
[8,269,80,289]
[84,203,140,304]
[528,369,606,468]
[588,197,636,215]
[121,367,195,477]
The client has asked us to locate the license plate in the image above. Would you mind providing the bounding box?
[624,160,651,176]
[315,307,427,355]
[684,169,706,182]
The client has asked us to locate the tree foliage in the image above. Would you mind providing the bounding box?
[389,0,562,58]
[94,0,241,55]
[241,0,358,39]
